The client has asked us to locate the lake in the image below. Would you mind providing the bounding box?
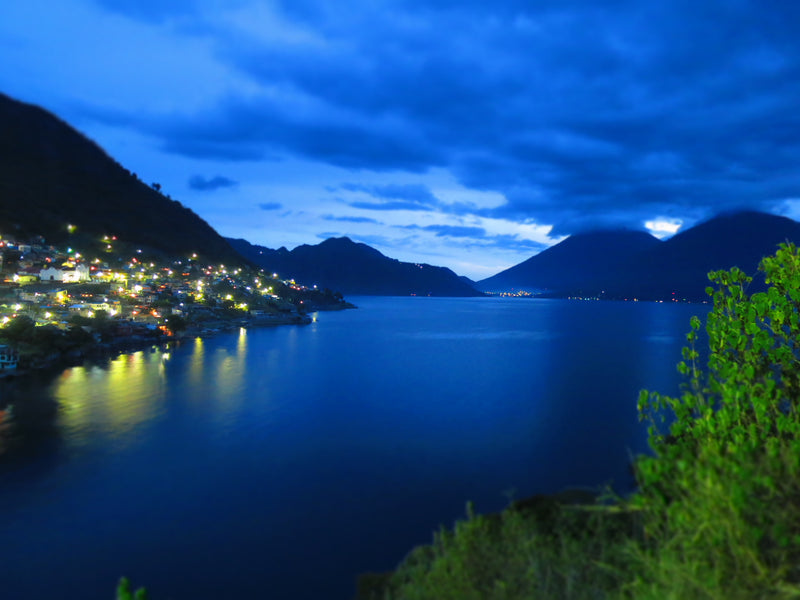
[0,297,704,600]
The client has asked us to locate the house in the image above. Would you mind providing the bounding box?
[39,266,63,282]
[68,300,114,316]
[39,264,91,283]
[17,285,66,303]
[14,266,41,284]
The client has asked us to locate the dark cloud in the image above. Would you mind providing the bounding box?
[258,202,283,211]
[341,183,439,204]
[188,175,238,191]
[400,223,549,253]
[164,138,267,162]
[149,94,441,169]
[349,200,434,212]
[340,182,441,212]
[322,215,381,224]
[89,0,800,233]
[419,225,487,238]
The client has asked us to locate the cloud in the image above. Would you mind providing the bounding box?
[401,223,549,254]
[76,0,800,234]
[349,200,435,212]
[258,202,283,211]
[339,182,441,212]
[322,215,380,224]
[418,224,488,238]
[188,174,238,191]
[341,183,439,204]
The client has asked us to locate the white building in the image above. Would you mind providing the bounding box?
[39,264,91,282]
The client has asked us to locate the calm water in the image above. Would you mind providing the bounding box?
[0,297,703,600]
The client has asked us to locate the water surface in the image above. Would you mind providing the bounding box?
[0,297,703,599]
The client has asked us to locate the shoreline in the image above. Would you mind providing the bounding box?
[0,303,356,384]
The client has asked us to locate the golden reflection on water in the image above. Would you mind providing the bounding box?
[52,328,256,448]
[54,349,167,447]
[188,336,205,388]
[208,328,248,416]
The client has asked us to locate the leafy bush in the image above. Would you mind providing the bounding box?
[375,499,634,600]
[633,242,800,598]
[116,577,148,600]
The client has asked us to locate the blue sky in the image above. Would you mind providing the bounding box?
[2,0,800,279]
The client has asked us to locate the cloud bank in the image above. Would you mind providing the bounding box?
[77,0,800,235]
[6,0,799,277]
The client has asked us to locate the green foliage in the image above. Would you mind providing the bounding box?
[633,242,800,598]
[374,499,634,600]
[163,313,187,333]
[116,577,149,600]
[1,315,35,342]
[68,314,93,327]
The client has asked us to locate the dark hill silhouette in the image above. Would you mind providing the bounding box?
[478,211,800,300]
[478,229,661,293]
[0,93,241,263]
[617,211,800,299]
[227,236,483,296]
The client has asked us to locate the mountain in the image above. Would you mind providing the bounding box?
[0,93,242,264]
[618,211,800,299]
[227,236,483,296]
[478,229,662,293]
[478,211,800,300]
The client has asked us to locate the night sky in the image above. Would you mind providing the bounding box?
[2,0,799,279]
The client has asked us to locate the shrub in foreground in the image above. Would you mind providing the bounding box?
[632,243,800,598]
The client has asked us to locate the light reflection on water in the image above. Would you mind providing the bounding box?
[51,327,258,452]
[54,350,168,450]
[0,298,707,600]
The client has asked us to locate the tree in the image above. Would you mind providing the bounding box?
[68,314,93,327]
[1,315,35,342]
[163,314,187,334]
[633,242,800,597]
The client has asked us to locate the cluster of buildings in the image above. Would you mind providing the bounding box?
[2,236,93,284]
[0,233,302,365]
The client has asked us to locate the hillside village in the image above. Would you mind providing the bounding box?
[0,231,352,373]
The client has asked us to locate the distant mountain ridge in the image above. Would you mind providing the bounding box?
[479,229,661,293]
[478,211,800,300]
[227,236,483,297]
[5,94,795,301]
[0,93,242,264]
